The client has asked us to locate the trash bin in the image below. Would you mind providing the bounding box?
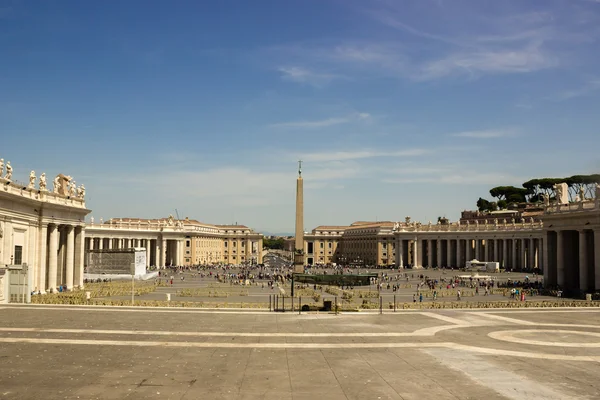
[166,293,171,301]
[323,300,332,311]
[586,294,592,301]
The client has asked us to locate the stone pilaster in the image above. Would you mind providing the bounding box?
[579,230,588,292]
[594,229,600,291]
[557,230,565,287]
[47,224,59,292]
[37,224,48,294]
[65,225,75,290]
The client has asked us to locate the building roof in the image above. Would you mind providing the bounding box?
[345,221,395,230]
[313,225,348,231]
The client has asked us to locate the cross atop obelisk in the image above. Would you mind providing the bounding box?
[294,161,304,273]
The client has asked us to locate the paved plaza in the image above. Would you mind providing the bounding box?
[88,267,555,308]
[1,305,600,399]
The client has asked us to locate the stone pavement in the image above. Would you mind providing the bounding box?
[1,305,600,399]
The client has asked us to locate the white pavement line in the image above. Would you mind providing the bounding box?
[448,342,600,362]
[488,329,600,348]
[419,312,470,325]
[476,313,538,325]
[0,337,443,348]
[0,325,467,337]
[0,337,599,363]
[423,348,583,400]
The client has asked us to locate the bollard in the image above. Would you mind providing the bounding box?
[269,295,272,312]
[299,296,302,314]
[380,296,383,314]
[393,295,396,312]
[335,296,338,315]
[282,296,285,312]
[291,296,294,313]
[166,293,171,301]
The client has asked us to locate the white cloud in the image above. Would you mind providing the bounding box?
[268,112,370,129]
[277,66,342,87]
[548,79,600,101]
[383,171,524,185]
[451,129,518,139]
[416,46,558,81]
[300,148,431,162]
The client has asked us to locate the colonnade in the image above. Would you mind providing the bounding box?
[396,236,544,271]
[545,228,600,292]
[85,236,185,268]
[37,223,85,293]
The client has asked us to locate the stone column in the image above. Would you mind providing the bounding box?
[512,239,517,270]
[74,227,85,288]
[484,239,490,261]
[412,239,419,268]
[503,239,508,269]
[47,224,59,292]
[397,239,404,268]
[98,238,103,250]
[161,238,167,267]
[528,239,535,272]
[465,239,471,262]
[457,239,462,268]
[521,238,527,269]
[37,224,48,294]
[579,230,588,292]
[557,230,565,287]
[474,239,480,260]
[594,229,600,291]
[446,239,452,268]
[427,239,433,268]
[436,240,442,268]
[543,232,550,285]
[65,225,75,290]
[107,238,112,250]
[538,238,543,270]
[28,227,37,286]
[146,241,151,268]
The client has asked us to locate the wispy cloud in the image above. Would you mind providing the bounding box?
[300,148,431,162]
[383,171,524,185]
[268,112,370,129]
[268,1,597,83]
[548,79,600,101]
[451,129,518,139]
[277,66,343,87]
[416,45,557,80]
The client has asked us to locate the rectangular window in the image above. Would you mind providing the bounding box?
[320,242,324,249]
[13,245,23,265]
[328,242,332,249]
[307,242,314,254]
[186,240,191,247]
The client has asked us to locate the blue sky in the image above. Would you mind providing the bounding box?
[1,0,599,234]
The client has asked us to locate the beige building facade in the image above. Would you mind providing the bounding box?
[0,162,90,300]
[85,216,263,267]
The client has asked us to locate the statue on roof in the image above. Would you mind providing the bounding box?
[28,170,36,188]
[5,161,12,180]
[0,159,3,177]
[39,173,47,191]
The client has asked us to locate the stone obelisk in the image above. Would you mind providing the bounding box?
[294,160,304,273]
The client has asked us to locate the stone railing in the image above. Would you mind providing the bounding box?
[87,221,183,232]
[544,200,599,214]
[396,221,543,233]
[0,178,86,209]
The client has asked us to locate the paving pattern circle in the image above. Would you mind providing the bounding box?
[488,329,600,347]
